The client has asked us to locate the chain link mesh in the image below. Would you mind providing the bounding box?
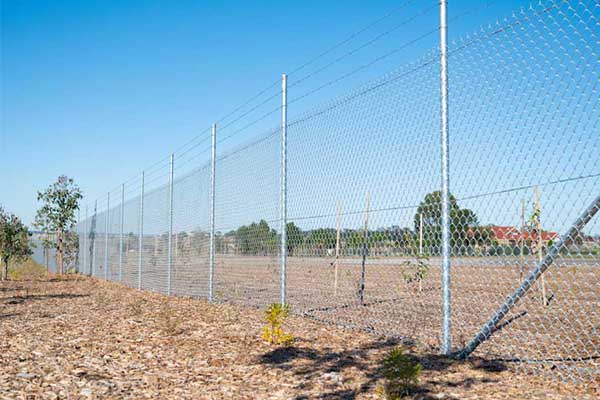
[448,0,600,383]
[122,191,141,287]
[214,129,281,307]
[30,233,57,273]
[171,165,211,298]
[74,0,598,387]
[286,50,442,343]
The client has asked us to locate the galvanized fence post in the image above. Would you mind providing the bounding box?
[83,206,88,275]
[138,172,145,290]
[105,192,110,280]
[208,123,217,302]
[77,209,81,272]
[92,200,98,277]
[119,183,125,281]
[280,73,288,306]
[439,0,452,355]
[167,154,174,296]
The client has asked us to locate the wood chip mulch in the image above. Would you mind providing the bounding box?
[0,276,597,399]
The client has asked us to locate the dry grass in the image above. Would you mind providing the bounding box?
[7,258,47,281]
[0,276,597,399]
[157,299,184,336]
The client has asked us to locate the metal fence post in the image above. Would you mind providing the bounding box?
[92,200,97,277]
[138,172,144,290]
[439,0,452,355]
[119,183,125,281]
[280,73,288,306]
[105,192,110,280]
[83,206,88,275]
[167,154,174,296]
[77,209,81,272]
[209,124,217,302]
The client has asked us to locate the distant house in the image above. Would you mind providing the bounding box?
[467,225,559,247]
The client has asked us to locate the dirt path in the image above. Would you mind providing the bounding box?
[0,277,596,399]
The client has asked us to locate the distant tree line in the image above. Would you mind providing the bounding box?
[111,190,598,259]
[222,191,498,257]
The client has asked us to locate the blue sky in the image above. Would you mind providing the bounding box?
[2,0,598,237]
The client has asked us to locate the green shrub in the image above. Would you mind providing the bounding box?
[378,347,422,399]
[261,303,293,346]
[402,253,429,292]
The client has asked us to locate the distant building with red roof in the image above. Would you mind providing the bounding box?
[467,225,559,247]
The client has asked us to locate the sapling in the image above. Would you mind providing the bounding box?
[261,303,293,346]
[378,346,422,399]
[402,253,430,292]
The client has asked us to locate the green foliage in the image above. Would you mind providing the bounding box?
[8,257,45,280]
[402,252,430,292]
[378,347,422,399]
[0,207,33,280]
[305,228,336,252]
[465,226,497,254]
[415,191,481,255]
[235,220,277,255]
[400,232,430,291]
[62,231,79,271]
[34,176,82,274]
[261,303,293,346]
[176,231,189,253]
[286,222,304,255]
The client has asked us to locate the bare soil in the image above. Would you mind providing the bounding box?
[1,276,597,399]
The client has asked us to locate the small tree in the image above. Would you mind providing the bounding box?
[34,176,82,275]
[286,222,304,256]
[415,191,479,255]
[0,208,33,280]
[63,231,80,272]
[402,233,430,292]
[261,303,293,346]
[378,347,422,399]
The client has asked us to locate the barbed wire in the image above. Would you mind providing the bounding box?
[287,0,439,90]
[81,0,530,233]
[80,2,441,210]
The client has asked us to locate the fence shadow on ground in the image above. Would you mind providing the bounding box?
[258,337,507,399]
[2,293,89,305]
[0,285,24,292]
[0,312,21,320]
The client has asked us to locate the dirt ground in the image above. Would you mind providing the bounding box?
[1,276,597,399]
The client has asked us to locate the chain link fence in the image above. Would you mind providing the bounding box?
[75,0,599,388]
[30,233,58,274]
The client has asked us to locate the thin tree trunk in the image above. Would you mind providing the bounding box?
[58,231,64,275]
[3,259,8,281]
[44,247,49,275]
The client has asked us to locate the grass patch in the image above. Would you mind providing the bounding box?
[8,258,47,280]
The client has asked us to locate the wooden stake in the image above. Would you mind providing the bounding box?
[359,192,370,305]
[334,202,342,296]
[419,213,423,256]
[534,186,547,306]
[520,199,525,282]
[174,233,178,258]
